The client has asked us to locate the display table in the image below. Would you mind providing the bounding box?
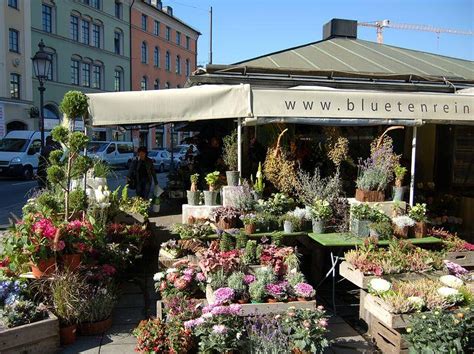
[347,198,406,217]
[308,233,442,247]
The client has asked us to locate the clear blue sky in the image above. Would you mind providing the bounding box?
[167,0,474,66]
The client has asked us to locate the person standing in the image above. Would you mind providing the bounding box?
[127,146,158,199]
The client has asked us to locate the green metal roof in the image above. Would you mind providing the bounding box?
[234,37,474,82]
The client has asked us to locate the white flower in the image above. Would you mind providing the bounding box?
[153,272,165,281]
[407,296,424,309]
[439,275,463,289]
[166,268,178,274]
[437,287,461,301]
[392,215,415,228]
[202,312,213,319]
[236,332,242,340]
[368,278,391,294]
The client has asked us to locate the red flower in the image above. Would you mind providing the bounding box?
[102,264,116,276]
[0,256,10,267]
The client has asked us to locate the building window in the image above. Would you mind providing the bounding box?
[82,62,90,87]
[154,20,160,36]
[165,26,171,41]
[153,47,160,67]
[140,76,147,91]
[165,51,170,71]
[155,129,164,148]
[154,79,160,90]
[186,36,190,50]
[165,81,170,89]
[93,23,101,47]
[176,31,181,45]
[9,29,19,53]
[42,5,52,33]
[114,1,122,19]
[141,42,148,63]
[92,64,102,89]
[141,14,147,31]
[114,30,123,54]
[185,59,190,77]
[8,0,18,9]
[45,49,56,81]
[71,60,80,85]
[90,0,100,9]
[10,74,20,99]
[82,20,90,45]
[114,68,123,91]
[70,16,79,41]
[175,55,181,74]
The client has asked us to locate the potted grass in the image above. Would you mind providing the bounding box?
[409,203,428,238]
[310,199,332,234]
[281,213,301,234]
[223,130,240,186]
[187,173,200,205]
[204,171,220,206]
[393,165,407,201]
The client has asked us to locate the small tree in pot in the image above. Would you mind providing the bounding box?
[204,171,220,205]
[393,165,407,201]
[409,203,428,238]
[222,130,239,186]
[187,173,200,205]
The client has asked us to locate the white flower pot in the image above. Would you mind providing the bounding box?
[283,220,294,234]
[152,204,160,213]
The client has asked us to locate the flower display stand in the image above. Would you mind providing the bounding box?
[359,290,372,326]
[182,204,220,224]
[370,317,408,354]
[363,293,413,329]
[0,312,59,354]
[348,198,407,218]
[222,186,243,208]
[445,251,474,268]
[339,261,445,289]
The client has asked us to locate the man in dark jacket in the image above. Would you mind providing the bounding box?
[127,146,158,199]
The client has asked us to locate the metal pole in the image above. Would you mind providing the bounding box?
[237,118,242,174]
[39,83,45,148]
[409,126,417,206]
[209,6,213,64]
[170,123,174,172]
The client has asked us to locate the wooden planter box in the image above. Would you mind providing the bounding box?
[114,211,146,224]
[371,317,409,354]
[445,251,474,267]
[340,261,445,289]
[0,312,59,354]
[355,189,385,202]
[359,290,372,326]
[364,293,416,329]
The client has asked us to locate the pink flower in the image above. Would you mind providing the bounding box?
[196,272,206,282]
[174,277,190,290]
[212,324,228,334]
[319,318,328,327]
[294,283,315,298]
[243,274,256,284]
[52,240,65,252]
[182,274,193,282]
[183,268,195,276]
[67,220,83,231]
[33,218,57,240]
[463,242,474,251]
[74,242,88,253]
[213,287,235,304]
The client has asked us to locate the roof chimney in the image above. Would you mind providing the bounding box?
[323,19,357,40]
[163,5,173,16]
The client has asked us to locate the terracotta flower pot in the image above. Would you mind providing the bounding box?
[60,324,77,345]
[355,189,385,202]
[244,223,256,235]
[237,298,249,304]
[267,298,278,303]
[78,317,112,336]
[216,218,237,230]
[413,221,427,238]
[30,258,56,278]
[297,297,308,302]
[288,297,298,302]
[62,253,82,271]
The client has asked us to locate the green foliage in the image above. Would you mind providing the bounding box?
[394,165,407,183]
[257,193,295,216]
[310,199,332,221]
[286,270,306,287]
[50,272,88,326]
[252,162,265,195]
[220,232,235,252]
[69,131,89,152]
[69,189,87,211]
[205,171,220,188]
[121,184,129,201]
[93,159,111,178]
[351,204,388,222]
[235,232,248,249]
[242,240,257,265]
[208,268,228,290]
[51,126,69,144]
[170,223,214,239]
[369,220,394,240]
[249,281,266,303]
[222,130,238,171]
[120,196,151,219]
[3,300,48,328]
[190,173,199,184]
[59,90,89,119]
[72,155,92,177]
[409,203,427,222]
[280,213,302,231]
[79,282,118,323]
[46,165,65,184]
[271,232,284,247]
[227,271,246,295]
[49,150,63,165]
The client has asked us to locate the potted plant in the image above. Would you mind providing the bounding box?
[368,220,393,240]
[227,272,249,304]
[310,199,332,234]
[240,213,258,235]
[265,282,288,303]
[392,215,415,238]
[59,219,93,271]
[409,203,428,238]
[280,213,300,234]
[212,206,240,230]
[204,171,220,206]
[249,280,266,303]
[393,165,407,201]
[251,162,265,199]
[350,204,387,237]
[187,173,200,205]
[293,282,316,301]
[222,130,240,186]
[152,195,161,213]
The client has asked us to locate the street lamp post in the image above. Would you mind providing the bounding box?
[32,39,52,148]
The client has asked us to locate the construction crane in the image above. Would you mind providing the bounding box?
[358,19,474,44]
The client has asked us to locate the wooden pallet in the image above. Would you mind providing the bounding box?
[359,290,372,326]
[0,312,59,354]
[371,317,409,354]
[340,261,446,289]
[364,293,415,329]
[445,251,474,267]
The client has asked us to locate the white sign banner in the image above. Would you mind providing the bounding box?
[252,89,474,122]
[0,104,5,138]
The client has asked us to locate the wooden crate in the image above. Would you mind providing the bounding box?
[445,251,474,267]
[364,293,414,329]
[0,312,59,354]
[359,290,372,326]
[371,317,409,354]
[340,261,446,289]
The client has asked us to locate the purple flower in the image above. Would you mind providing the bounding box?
[294,283,315,298]
[228,303,242,315]
[213,287,235,304]
[243,274,256,285]
[183,268,195,276]
[212,324,228,334]
[196,272,206,282]
[265,282,288,299]
[444,260,468,277]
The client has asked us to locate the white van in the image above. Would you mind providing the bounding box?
[87,141,134,168]
[0,131,49,179]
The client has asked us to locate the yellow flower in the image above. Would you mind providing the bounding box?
[406,328,412,333]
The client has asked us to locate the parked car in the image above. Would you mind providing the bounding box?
[0,130,50,179]
[87,141,134,168]
[170,144,199,165]
[149,149,181,172]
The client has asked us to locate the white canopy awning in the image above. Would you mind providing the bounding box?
[87,84,474,126]
[87,84,252,126]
